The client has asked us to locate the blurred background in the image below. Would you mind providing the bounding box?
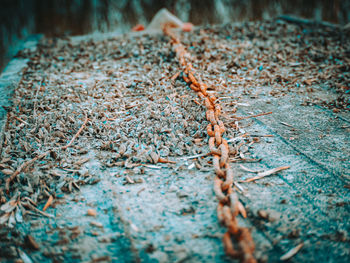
[1,0,350,72]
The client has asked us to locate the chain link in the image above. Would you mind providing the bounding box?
[163,24,256,263]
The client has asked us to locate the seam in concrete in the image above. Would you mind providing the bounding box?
[314,104,350,124]
[248,116,350,215]
[250,112,348,184]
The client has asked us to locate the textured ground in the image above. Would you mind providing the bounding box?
[0,19,349,262]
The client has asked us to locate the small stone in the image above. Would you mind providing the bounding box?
[90,221,103,228]
[194,138,202,144]
[176,191,188,198]
[169,185,177,192]
[150,251,169,262]
[288,229,300,239]
[25,234,40,250]
[267,210,281,222]
[87,209,97,217]
[258,209,268,219]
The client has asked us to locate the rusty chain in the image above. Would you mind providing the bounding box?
[163,24,256,263]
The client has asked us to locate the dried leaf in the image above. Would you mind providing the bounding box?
[42,195,53,211]
[0,199,17,213]
[142,164,161,169]
[8,211,16,227]
[74,157,90,166]
[15,207,23,223]
[150,152,159,164]
[1,168,14,175]
[125,175,135,184]
[0,212,10,225]
[90,221,103,228]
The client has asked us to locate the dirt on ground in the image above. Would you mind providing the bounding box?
[0,19,349,262]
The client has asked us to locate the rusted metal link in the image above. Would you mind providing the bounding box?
[208,94,217,104]
[239,228,255,251]
[218,120,226,133]
[223,205,233,226]
[180,57,186,67]
[223,206,240,235]
[219,139,229,167]
[223,232,240,258]
[163,24,256,263]
[238,228,256,263]
[190,83,200,92]
[207,124,215,137]
[222,163,234,191]
[184,63,193,74]
[206,109,217,126]
[214,176,227,202]
[188,72,199,86]
[199,83,208,96]
[225,228,257,263]
[215,104,222,119]
[209,137,221,155]
[213,155,225,178]
[197,91,206,100]
[183,74,191,83]
[217,202,225,223]
[214,124,222,146]
[229,192,240,218]
[205,97,215,110]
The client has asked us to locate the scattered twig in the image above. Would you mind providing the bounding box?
[170,71,181,81]
[6,151,51,192]
[6,114,89,192]
[42,195,53,211]
[230,158,262,163]
[233,182,245,193]
[240,166,290,183]
[178,152,210,159]
[249,134,274,137]
[142,164,162,169]
[158,157,176,164]
[60,167,80,173]
[227,135,246,143]
[236,111,272,121]
[237,201,247,218]
[137,187,146,196]
[125,175,135,184]
[193,99,201,105]
[22,202,54,218]
[239,164,263,173]
[33,80,43,117]
[61,115,89,150]
[280,122,294,128]
[14,116,29,125]
[280,243,304,261]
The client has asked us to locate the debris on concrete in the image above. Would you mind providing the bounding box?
[0,17,349,262]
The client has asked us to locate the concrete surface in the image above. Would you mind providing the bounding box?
[0,21,349,263]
